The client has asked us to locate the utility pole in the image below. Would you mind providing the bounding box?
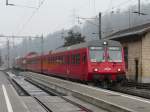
[12,36,15,67]
[77,12,102,39]
[0,35,42,69]
[6,0,14,6]
[133,0,147,15]
[7,39,9,69]
[6,0,8,5]
[99,12,102,40]
[128,8,131,28]
[138,0,141,16]
[41,35,44,73]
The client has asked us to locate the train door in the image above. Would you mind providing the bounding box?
[66,55,70,79]
[68,51,82,80]
[81,52,87,80]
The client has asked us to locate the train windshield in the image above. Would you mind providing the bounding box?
[89,47,104,62]
[108,47,122,62]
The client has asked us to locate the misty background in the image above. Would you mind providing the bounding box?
[1,2,150,67]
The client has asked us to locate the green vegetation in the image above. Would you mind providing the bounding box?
[63,30,85,47]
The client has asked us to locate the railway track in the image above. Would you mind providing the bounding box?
[26,78,93,112]
[123,81,150,90]
[110,86,150,99]
[12,70,150,98]
[20,71,150,112]
[7,71,103,112]
[12,69,150,100]
[89,81,150,100]
[82,79,150,100]
[8,70,150,112]
[7,73,53,112]
[105,80,150,99]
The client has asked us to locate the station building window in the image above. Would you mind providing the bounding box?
[124,47,128,69]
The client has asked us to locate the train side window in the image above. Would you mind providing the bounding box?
[59,56,61,64]
[56,56,58,64]
[60,56,61,64]
[76,54,80,64]
[67,55,70,64]
[61,56,63,64]
[49,57,51,64]
[63,56,65,64]
[71,55,73,64]
[74,55,76,64]
[53,57,54,63]
[62,56,64,64]
[55,56,57,64]
[72,55,75,64]
[54,57,56,64]
[57,56,59,64]
[64,55,67,64]
[54,57,55,63]
[48,57,50,63]
[60,56,63,64]
[57,56,58,64]
[58,56,61,64]
[50,57,51,63]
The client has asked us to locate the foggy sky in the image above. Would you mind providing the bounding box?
[0,0,143,37]
[1,0,150,66]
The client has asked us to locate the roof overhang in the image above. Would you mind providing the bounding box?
[106,26,150,41]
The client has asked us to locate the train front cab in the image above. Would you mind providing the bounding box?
[87,41,126,86]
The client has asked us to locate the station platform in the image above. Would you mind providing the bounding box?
[0,71,28,112]
[3,70,109,112]
[0,71,52,112]
[24,72,150,112]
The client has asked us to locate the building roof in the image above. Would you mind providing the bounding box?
[106,23,150,40]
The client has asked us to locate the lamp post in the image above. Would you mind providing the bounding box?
[77,12,102,40]
[99,12,102,40]
[133,0,147,15]
[7,39,10,69]
[40,35,44,73]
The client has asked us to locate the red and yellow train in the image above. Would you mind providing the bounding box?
[15,40,126,86]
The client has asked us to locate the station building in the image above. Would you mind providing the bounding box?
[107,23,150,83]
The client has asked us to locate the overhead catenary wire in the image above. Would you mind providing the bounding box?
[11,4,38,9]
[104,0,136,14]
[77,17,98,27]
[17,0,46,35]
[6,0,37,9]
[78,0,137,27]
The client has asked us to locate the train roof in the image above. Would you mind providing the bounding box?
[52,39,121,54]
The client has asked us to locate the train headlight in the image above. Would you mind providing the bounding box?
[103,41,108,45]
[118,68,121,72]
[93,68,99,72]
